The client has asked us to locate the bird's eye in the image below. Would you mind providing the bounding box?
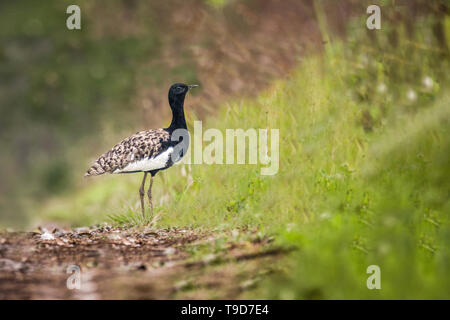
[176,86,184,93]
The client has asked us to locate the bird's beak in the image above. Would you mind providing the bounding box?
[188,84,199,90]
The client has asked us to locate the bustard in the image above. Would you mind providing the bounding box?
[85,83,197,216]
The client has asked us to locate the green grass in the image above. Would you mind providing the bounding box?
[36,16,450,298]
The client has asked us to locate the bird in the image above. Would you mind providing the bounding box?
[84,83,198,217]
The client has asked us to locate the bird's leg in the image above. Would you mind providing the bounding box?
[139,172,148,217]
[147,174,154,216]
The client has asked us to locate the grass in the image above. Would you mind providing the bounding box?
[35,15,450,298]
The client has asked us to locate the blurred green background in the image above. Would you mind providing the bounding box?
[0,0,331,225]
[0,0,449,299]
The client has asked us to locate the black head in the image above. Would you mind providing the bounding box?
[168,83,198,109]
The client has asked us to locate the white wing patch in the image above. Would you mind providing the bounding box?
[114,147,174,173]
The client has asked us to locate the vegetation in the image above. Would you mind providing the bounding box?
[35,8,450,299]
[0,0,327,225]
[1,0,449,299]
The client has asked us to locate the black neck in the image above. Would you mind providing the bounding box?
[167,95,187,132]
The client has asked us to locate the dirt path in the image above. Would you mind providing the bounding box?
[0,226,286,299]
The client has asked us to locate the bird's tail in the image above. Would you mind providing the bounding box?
[84,161,106,177]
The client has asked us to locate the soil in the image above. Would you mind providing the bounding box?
[0,226,287,299]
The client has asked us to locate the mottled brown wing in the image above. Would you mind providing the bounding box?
[85,129,170,176]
